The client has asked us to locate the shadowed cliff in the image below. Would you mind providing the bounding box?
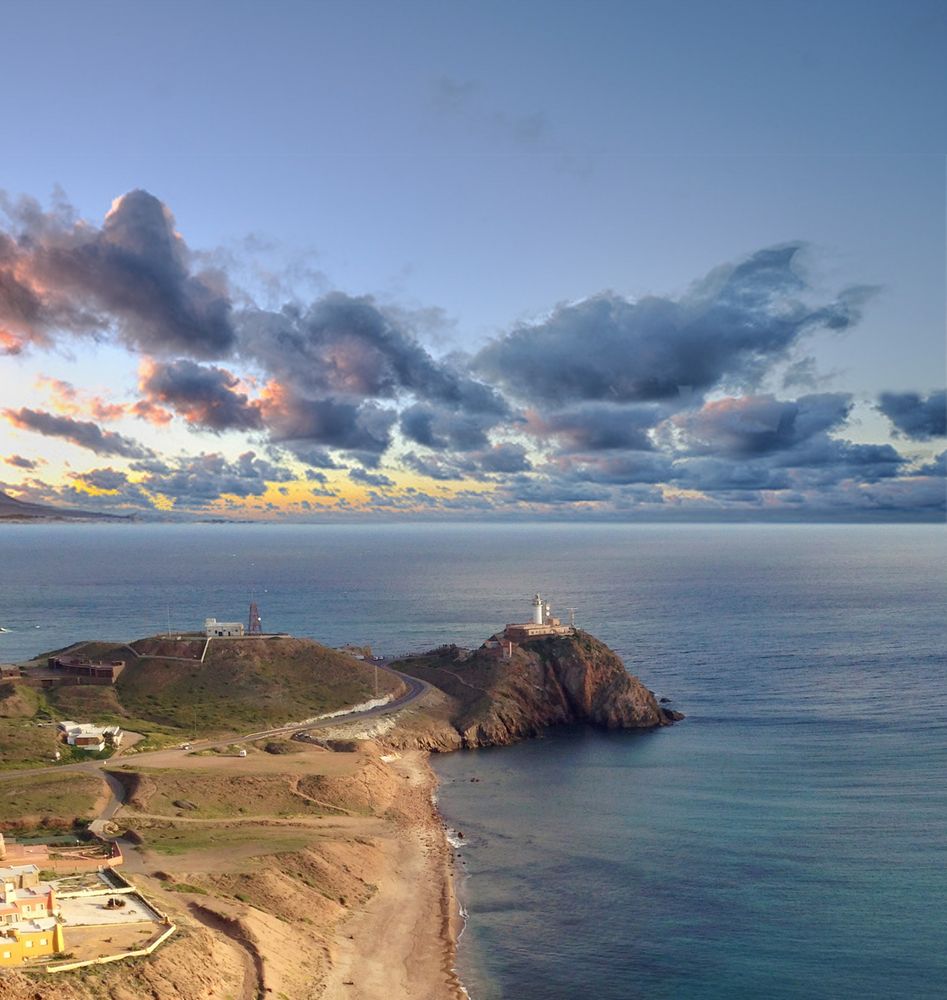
[392,630,682,749]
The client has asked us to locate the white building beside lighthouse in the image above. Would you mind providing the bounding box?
[482,594,575,656]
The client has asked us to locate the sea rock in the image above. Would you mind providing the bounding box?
[397,630,682,750]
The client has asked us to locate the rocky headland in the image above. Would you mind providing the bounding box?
[0,628,678,999]
[389,629,683,750]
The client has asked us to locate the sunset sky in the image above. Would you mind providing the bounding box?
[1,0,944,520]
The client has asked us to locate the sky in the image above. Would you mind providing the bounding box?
[1,0,945,520]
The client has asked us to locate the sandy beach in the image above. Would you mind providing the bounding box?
[319,750,466,1000]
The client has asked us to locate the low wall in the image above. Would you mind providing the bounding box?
[43,923,176,974]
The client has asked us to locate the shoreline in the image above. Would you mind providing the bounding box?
[317,747,469,1000]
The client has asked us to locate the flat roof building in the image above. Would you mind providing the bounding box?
[204,618,245,638]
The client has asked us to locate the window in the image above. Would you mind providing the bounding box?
[2,950,11,959]
[25,940,32,948]
[40,937,47,945]
[23,905,31,913]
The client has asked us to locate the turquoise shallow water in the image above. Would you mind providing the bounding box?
[0,522,944,998]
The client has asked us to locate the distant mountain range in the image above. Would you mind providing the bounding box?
[0,490,126,521]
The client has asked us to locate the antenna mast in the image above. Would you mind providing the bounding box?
[248,599,262,635]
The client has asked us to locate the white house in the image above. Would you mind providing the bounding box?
[56,721,123,752]
[204,618,245,638]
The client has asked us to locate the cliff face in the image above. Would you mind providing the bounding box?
[394,631,682,750]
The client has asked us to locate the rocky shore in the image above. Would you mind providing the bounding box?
[1,630,676,999]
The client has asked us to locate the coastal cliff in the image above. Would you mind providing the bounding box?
[392,630,682,749]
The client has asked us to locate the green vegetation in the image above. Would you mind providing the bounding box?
[162,881,209,894]
[0,771,105,832]
[0,719,63,769]
[114,637,398,733]
[1,636,395,768]
[124,821,319,856]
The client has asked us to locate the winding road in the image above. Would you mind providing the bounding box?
[0,659,428,787]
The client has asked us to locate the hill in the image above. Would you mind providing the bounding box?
[392,630,682,748]
[14,636,405,749]
[0,489,126,521]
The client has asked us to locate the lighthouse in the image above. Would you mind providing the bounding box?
[532,593,544,625]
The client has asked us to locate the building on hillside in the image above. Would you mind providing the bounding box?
[482,593,575,657]
[57,721,123,752]
[46,655,124,684]
[0,865,65,966]
[0,664,20,678]
[0,865,57,923]
[0,917,65,966]
[204,617,245,638]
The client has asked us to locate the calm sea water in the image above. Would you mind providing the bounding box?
[1,522,945,999]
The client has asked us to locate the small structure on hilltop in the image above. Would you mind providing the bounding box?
[57,720,123,752]
[46,655,124,684]
[204,617,245,638]
[482,593,576,659]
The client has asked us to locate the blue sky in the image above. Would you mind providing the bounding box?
[1,0,944,519]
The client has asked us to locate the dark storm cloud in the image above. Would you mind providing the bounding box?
[555,452,674,485]
[669,393,852,457]
[529,403,662,452]
[130,451,292,504]
[140,359,263,432]
[399,403,503,452]
[3,408,153,459]
[474,245,874,407]
[877,390,946,440]
[478,443,532,473]
[402,443,531,479]
[263,389,397,458]
[240,292,508,413]
[0,190,236,357]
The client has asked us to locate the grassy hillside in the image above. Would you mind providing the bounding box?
[0,771,105,832]
[115,637,402,733]
[0,636,402,767]
[29,636,401,738]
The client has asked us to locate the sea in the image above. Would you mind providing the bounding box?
[1,522,945,999]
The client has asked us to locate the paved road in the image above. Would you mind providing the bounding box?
[0,659,428,784]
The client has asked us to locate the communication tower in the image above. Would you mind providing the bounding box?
[248,600,262,634]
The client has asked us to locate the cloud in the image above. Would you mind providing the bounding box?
[0,189,235,357]
[34,375,127,422]
[139,359,263,432]
[474,245,874,407]
[3,407,153,459]
[478,443,532,473]
[399,402,505,452]
[877,390,946,440]
[240,292,506,412]
[261,384,396,458]
[348,467,395,488]
[527,403,662,453]
[668,393,852,457]
[4,454,39,469]
[130,451,292,505]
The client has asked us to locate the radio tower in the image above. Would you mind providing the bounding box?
[248,600,262,635]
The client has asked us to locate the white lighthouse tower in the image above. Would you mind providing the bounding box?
[532,593,544,625]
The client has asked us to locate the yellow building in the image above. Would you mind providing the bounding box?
[0,917,65,966]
